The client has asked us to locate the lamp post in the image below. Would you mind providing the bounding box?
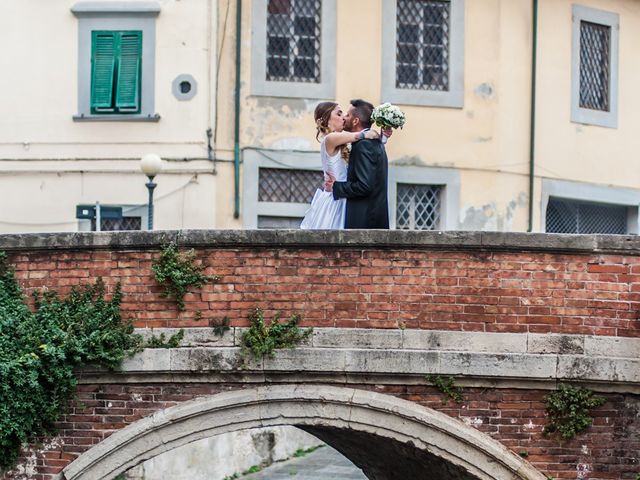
[140,153,163,230]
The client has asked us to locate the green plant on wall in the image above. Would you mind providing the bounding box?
[145,329,185,348]
[427,375,464,404]
[152,243,219,310]
[543,383,606,440]
[0,251,142,471]
[241,308,312,360]
[212,316,230,337]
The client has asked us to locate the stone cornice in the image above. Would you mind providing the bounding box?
[77,328,640,392]
[71,1,161,15]
[2,229,640,254]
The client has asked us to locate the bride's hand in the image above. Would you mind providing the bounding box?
[364,129,380,140]
[324,172,336,192]
[381,127,393,138]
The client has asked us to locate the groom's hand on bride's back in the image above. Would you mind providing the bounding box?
[324,172,335,192]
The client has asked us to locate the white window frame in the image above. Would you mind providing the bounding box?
[381,0,465,108]
[251,0,336,99]
[570,4,619,129]
[242,149,322,228]
[389,165,460,230]
[540,179,638,234]
[71,1,160,122]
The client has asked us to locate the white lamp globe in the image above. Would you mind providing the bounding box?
[140,153,163,177]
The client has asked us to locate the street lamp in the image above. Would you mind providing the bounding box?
[140,153,163,230]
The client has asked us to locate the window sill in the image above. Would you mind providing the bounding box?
[73,113,161,122]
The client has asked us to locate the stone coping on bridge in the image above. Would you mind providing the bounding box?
[2,229,640,254]
[77,327,640,392]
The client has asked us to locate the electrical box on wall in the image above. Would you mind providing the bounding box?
[75,205,123,220]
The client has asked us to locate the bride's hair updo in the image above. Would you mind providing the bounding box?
[314,101,350,162]
[314,101,338,141]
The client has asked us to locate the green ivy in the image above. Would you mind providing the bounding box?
[212,317,230,337]
[152,243,218,310]
[543,383,606,440]
[292,445,323,458]
[241,308,312,360]
[0,252,142,471]
[145,329,184,349]
[427,375,464,404]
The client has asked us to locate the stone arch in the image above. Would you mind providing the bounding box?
[61,385,547,480]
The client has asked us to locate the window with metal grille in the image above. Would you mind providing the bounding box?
[258,168,321,203]
[396,0,450,91]
[91,216,142,231]
[266,0,321,83]
[579,21,610,111]
[396,184,442,230]
[545,198,627,234]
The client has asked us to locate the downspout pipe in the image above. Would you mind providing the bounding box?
[233,0,242,219]
[528,0,538,232]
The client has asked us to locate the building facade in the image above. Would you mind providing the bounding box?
[2,0,640,234]
[0,0,220,233]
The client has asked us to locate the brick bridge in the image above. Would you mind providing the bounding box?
[2,230,639,480]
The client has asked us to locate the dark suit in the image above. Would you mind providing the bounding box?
[332,139,389,229]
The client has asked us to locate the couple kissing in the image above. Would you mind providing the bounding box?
[300,99,392,230]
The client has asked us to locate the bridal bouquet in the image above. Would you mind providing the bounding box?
[371,103,406,144]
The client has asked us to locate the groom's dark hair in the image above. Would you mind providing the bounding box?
[350,99,374,129]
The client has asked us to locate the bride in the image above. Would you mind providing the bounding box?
[300,102,380,230]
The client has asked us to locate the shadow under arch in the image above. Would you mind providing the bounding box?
[61,385,547,480]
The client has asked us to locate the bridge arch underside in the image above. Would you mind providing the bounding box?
[62,385,545,480]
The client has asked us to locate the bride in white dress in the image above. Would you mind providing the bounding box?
[300,102,380,230]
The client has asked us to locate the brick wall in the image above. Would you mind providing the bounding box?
[2,231,639,479]
[7,244,640,337]
[5,383,638,479]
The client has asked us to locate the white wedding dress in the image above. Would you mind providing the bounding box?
[300,138,347,229]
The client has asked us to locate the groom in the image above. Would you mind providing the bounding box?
[325,99,389,229]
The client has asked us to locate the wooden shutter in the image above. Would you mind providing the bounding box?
[90,31,117,112]
[115,32,142,112]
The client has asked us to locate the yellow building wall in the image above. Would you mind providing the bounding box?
[536,0,640,185]
[214,0,535,230]
[215,0,640,231]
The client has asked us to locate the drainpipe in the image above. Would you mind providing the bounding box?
[233,0,242,219]
[528,0,538,232]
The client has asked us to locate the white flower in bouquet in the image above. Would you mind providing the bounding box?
[371,103,407,130]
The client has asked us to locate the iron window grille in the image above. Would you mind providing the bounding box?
[266,0,322,83]
[91,216,142,231]
[545,198,627,234]
[396,0,450,91]
[396,184,442,230]
[258,168,321,203]
[579,21,611,111]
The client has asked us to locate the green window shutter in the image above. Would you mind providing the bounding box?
[115,31,142,112]
[90,31,117,112]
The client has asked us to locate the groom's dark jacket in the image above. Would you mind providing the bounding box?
[332,138,389,229]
